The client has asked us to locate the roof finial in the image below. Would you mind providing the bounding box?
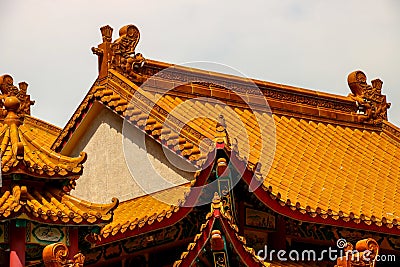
[92,24,146,82]
[0,74,35,122]
[347,70,391,124]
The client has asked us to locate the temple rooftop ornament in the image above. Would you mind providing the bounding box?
[214,114,231,149]
[348,70,391,124]
[92,24,146,82]
[0,74,35,118]
[335,238,380,267]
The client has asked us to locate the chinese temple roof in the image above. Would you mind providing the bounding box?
[0,74,87,178]
[55,24,400,235]
[173,193,268,267]
[0,74,119,225]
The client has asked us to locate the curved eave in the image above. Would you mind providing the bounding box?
[0,121,87,178]
[228,150,400,235]
[0,184,118,226]
[1,160,85,179]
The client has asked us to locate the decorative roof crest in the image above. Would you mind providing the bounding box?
[348,70,391,124]
[0,74,35,121]
[92,24,145,82]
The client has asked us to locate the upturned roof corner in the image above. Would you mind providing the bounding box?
[0,74,87,178]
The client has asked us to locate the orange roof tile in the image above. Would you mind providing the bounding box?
[0,183,118,225]
[0,118,86,177]
[100,183,190,239]
[53,65,400,233]
[158,93,400,228]
[23,115,61,148]
[52,26,399,233]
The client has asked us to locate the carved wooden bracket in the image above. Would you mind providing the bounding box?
[348,70,391,124]
[335,238,379,267]
[43,243,85,267]
[92,24,146,82]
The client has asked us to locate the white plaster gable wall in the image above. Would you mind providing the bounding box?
[70,105,195,203]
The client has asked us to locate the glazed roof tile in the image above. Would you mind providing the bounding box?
[23,116,61,148]
[126,84,400,228]
[0,183,118,225]
[100,183,191,239]
[0,118,86,177]
[53,63,400,232]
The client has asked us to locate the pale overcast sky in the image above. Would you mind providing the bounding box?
[1,0,399,127]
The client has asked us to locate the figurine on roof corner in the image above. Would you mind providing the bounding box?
[347,70,390,123]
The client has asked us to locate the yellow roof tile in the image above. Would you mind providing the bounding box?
[54,66,400,231]
[99,183,191,239]
[122,83,400,227]
[0,120,86,177]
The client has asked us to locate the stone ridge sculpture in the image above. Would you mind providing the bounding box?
[348,70,390,124]
[0,74,35,118]
[92,24,145,82]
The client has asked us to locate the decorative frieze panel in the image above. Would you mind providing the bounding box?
[141,63,357,113]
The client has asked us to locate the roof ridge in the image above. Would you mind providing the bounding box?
[24,115,62,134]
[145,59,351,101]
[382,120,400,143]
